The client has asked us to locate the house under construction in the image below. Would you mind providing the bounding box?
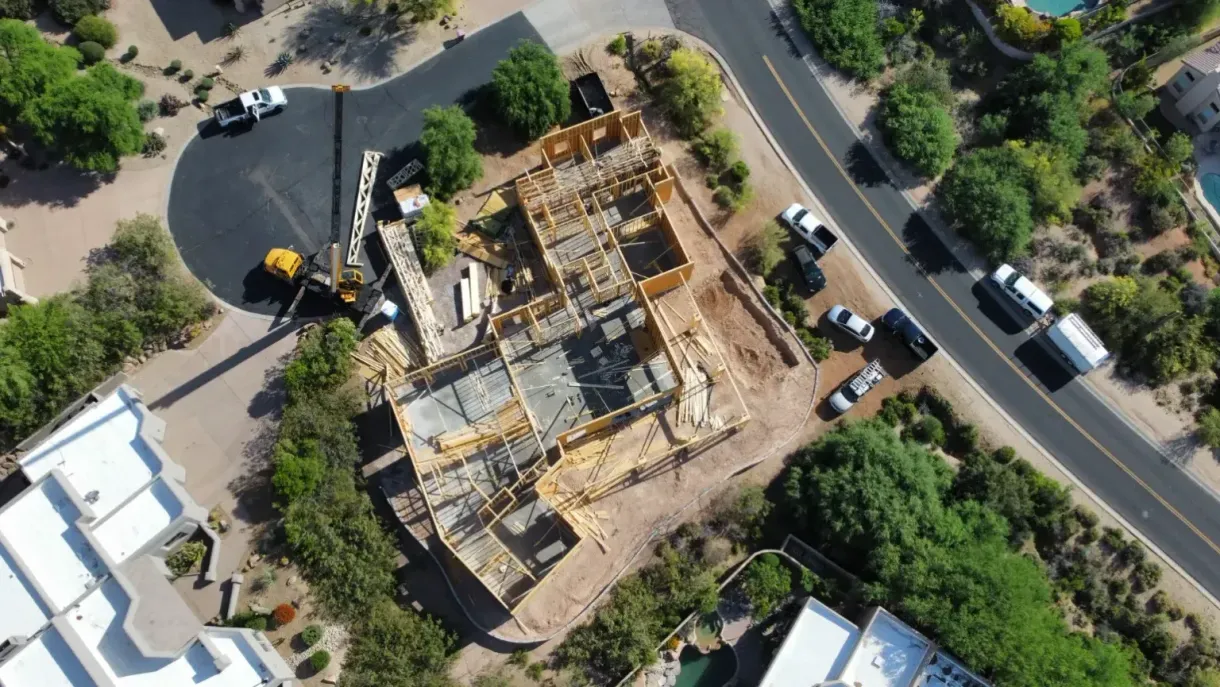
[384,110,750,614]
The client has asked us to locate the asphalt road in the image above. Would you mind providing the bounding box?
[167,13,543,316]
[669,0,1220,596]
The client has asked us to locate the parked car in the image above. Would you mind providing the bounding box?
[990,264,1052,320]
[827,305,873,343]
[780,203,839,258]
[1047,312,1110,375]
[881,308,938,361]
[828,359,886,414]
[791,245,827,292]
[214,87,287,128]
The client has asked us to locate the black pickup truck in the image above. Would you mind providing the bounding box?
[882,308,938,361]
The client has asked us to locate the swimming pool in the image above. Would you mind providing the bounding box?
[1201,173,1220,216]
[672,646,737,687]
[1023,0,1085,16]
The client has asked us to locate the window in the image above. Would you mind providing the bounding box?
[1188,71,1197,82]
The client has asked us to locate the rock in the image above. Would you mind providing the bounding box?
[249,603,271,615]
[453,197,462,206]
[321,666,340,684]
[247,553,261,567]
[211,65,223,76]
[287,575,299,586]
[153,127,165,137]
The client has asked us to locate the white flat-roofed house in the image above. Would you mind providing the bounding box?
[0,381,295,687]
[1167,45,1220,132]
[760,600,990,687]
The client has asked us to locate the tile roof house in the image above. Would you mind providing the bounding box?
[1167,44,1220,132]
[0,380,295,687]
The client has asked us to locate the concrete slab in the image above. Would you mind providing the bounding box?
[524,0,675,52]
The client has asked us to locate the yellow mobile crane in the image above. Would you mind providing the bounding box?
[263,85,367,308]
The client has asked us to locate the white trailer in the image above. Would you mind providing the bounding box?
[1047,313,1109,375]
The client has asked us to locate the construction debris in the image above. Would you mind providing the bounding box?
[351,326,421,382]
[454,230,511,269]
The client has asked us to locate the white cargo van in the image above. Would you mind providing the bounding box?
[1047,313,1109,374]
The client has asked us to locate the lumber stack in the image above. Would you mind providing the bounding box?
[351,326,420,382]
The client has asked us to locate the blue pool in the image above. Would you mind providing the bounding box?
[1024,0,1085,16]
[673,646,737,687]
[1202,174,1220,216]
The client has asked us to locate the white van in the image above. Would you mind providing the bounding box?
[990,264,1053,320]
[1047,313,1110,374]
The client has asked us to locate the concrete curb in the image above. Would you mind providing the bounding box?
[759,0,1220,611]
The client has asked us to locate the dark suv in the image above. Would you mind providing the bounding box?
[792,245,826,292]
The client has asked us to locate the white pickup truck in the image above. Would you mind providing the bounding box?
[214,87,287,128]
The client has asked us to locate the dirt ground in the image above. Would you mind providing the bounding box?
[446,34,1220,677]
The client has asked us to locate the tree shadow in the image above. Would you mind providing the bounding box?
[0,160,111,209]
[148,0,258,43]
[767,9,802,60]
[281,0,419,82]
[843,140,888,189]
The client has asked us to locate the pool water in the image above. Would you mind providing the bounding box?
[1024,0,1085,16]
[673,646,737,687]
[1201,173,1220,215]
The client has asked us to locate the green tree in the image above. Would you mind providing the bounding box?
[1009,140,1081,223]
[996,4,1050,44]
[1053,17,1083,45]
[400,0,455,21]
[878,82,957,178]
[283,318,359,401]
[659,47,723,138]
[1113,90,1157,121]
[271,438,328,505]
[712,484,773,545]
[284,477,398,620]
[1030,90,1089,166]
[22,63,144,172]
[491,40,570,140]
[1187,668,1220,687]
[744,220,787,276]
[792,0,885,80]
[692,128,738,171]
[341,599,457,687]
[937,146,1034,262]
[420,105,482,200]
[49,0,103,25]
[0,20,80,122]
[741,553,794,617]
[1164,131,1195,171]
[1196,407,1220,449]
[415,201,458,273]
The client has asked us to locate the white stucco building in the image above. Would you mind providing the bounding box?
[1167,44,1220,132]
[0,381,295,687]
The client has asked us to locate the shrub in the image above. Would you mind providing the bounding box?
[421,105,482,199]
[125,44,137,58]
[526,662,546,681]
[50,0,104,26]
[639,38,663,62]
[74,15,117,48]
[742,553,794,617]
[275,51,293,68]
[791,0,885,80]
[199,77,214,89]
[1052,17,1082,45]
[224,46,246,64]
[1073,506,1100,529]
[797,328,833,361]
[310,650,331,672]
[692,128,738,171]
[166,541,206,577]
[1119,539,1146,567]
[222,20,238,37]
[660,47,723,138]
[181,69,194,81]
[976,112,1008,145]
[77,40,105,65]
[136,99,157,122]
[745,220,787,276]
[509,649,530,667]
[713,184,751,212]
[1197,407,1220,448]
[492,40,570,140]
[993,446,1017,464]
[1078,526,1097,545]
[948,422,979,455]
[1132,560,1161,592]
[195,87,210,102]
[245,615,268,631]
[272,603,296,625]
[996,4,1050,45]
[167,59,182,73]
[402,0,455,21]
[301,624,324,647]
[728,160,751,184]
[159,93,186,115]
[606,33,627,56]
[1101,526,1124,551]
[415,201,457,273]
[142,131,166,157]
[253,566,276,592]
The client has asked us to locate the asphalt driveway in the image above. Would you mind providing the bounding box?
[167,12,544,316]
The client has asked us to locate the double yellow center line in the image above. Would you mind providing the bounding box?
[761,54,1220,559]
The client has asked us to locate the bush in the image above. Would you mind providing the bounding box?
[159,93,186,115]
[639,38,663,62]
[660,47,723,138]
[167,59,182,73]
[136,99,157,122]
[195,87,209,102]
[272,603,296,625]
[492,40,570,140]
[181,69,194,81]
[0,0,39,20]
[1073,506,1100,529]
[50,0,103,25]
[742,553,794,617]
[74,15,116,48]
[198,76,214,89]
[509,649,530,667]
[526,662,546,681]
[415,201,457,273]
[791,0,885,80]
[402,0,455,21]
[421,105,482,200]
[996,4,1050,45]
[976,112,1008,145]
[245,615,268,631]
[1132,560,1161,592]
[713,184,752,212]
[993,445,1017,464]
[906,415,946,447]
[1197,407,1220,448]
[166,541,206,577]
[879,83,957,178]
[797,328,833,361]
[1119,539,1146,567]
[606,33,627,56]
[948,422,979,455]
[745,220,787,276]
[125,43,137,57]
[77,40,105,65]
[301,624,323,647]
[141,131,166,157]
[1052,16,1082,45]
[310,650,331,672]
[692,128,738,171]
